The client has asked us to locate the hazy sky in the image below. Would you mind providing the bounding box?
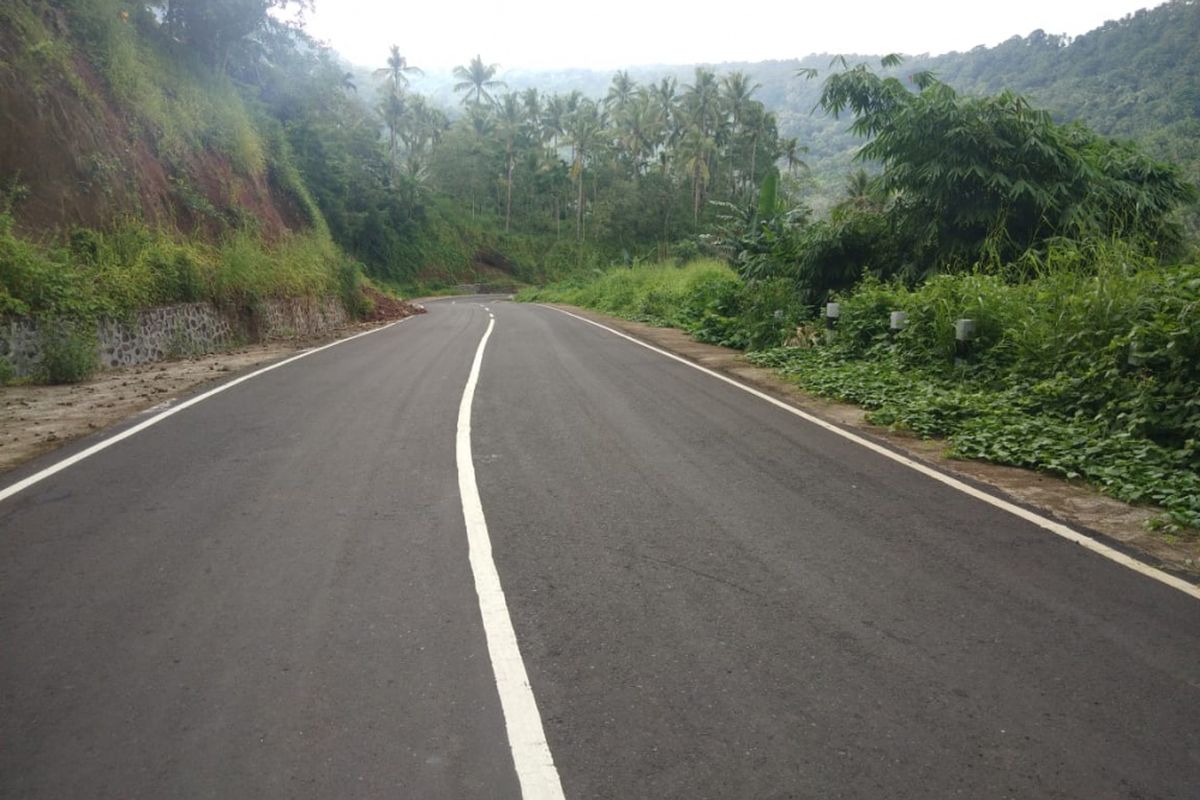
[304,0,1157,71]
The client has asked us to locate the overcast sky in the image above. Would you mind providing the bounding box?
[303,0,1158,71]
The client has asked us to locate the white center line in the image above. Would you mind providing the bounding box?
[542,304,1200,601]
[455,315,565,799]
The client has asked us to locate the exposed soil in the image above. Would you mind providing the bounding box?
[362,287,426,322]
[0,9,302,241]
[549,305,1200,578]
[0,302,421,475]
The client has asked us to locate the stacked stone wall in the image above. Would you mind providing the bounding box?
[0,296,349,380]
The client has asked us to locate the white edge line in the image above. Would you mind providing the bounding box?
[456,316,565,800]
[0,317,415,505]
[540,304,1200,601]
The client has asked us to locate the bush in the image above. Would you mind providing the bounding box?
[748,248,1200,532]
[38,319,97,384]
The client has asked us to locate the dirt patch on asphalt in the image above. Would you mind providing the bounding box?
[0,304,421,476]
[549,305,1200,578]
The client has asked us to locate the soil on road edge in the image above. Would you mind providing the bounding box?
[0,299,423,476]
[545,304,1200,580]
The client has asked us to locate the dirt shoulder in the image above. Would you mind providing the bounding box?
[546,304,1200,579]
[0,299,423,476]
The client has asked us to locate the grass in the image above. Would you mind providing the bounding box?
[1,211,368,338]
[520,259,810,351]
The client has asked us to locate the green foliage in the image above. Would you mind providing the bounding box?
[817,61,1195,272]
[60,0,268,172]
[521,260,809,351]
[38,319,98,384]
[1,211,365,323]
[748,250,1200,532]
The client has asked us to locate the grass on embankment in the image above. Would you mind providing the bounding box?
[521,253,1200,534]
[0,213,370,383]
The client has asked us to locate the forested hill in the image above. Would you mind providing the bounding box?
[394,0,1199,207]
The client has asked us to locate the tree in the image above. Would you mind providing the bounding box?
[378,90,406,175]
[819,57,1196,266]
[566,101,602,241]
[604,70,636,116]
[453,55,506,108]
[781,138,807,176]
[154,0,312,73]
[677,127,716,225]
[374,45,422,97]
[497,92,525,232]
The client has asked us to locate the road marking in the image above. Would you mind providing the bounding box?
[456,315,565,799]
[543,305,1200,601]
[0,317,415,505]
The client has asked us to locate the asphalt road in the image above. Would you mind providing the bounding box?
[1,298,1197,799]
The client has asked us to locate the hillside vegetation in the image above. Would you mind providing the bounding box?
[522,45,1199,533]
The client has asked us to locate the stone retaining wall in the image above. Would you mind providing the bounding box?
[1,296,349,380]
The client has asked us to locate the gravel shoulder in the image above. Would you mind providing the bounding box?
[544,303,1200,579]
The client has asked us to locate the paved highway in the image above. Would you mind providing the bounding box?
[1,298,1197,799]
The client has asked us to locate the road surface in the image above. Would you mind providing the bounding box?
[2,297,1197,799]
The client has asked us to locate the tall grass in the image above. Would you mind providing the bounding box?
[520,260,810,350]
[1,213,364,322]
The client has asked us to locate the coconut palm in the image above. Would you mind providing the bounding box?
[721,71,761,132]
[677,126,717,224]
[453,55,506,108]
[378,91,406,174]
[566,100,603,241]
[681,68,721,138]
[374,45,422,97]
[781,137,808,176]
[497,92,525,231]
[541,93,567,152]
[604,70,636,116]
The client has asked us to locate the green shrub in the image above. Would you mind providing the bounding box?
[748,249,1200,533]
[38,319,97,384]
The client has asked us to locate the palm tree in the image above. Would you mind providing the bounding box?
[566,101,602,241]
[541,93,567,152]
[615,90,662,178]
[677,126,716,225]
[453,55,506,108]
[681,68,721,138]
[497,92,525,232]
[781,137,808,176]
[521,88,542,139]
[604,70,636,116]
[843,168,884,212]
[374,45,422,97]
[650,77,678,173]
[721,71,760,132]
[378,91,406,175]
